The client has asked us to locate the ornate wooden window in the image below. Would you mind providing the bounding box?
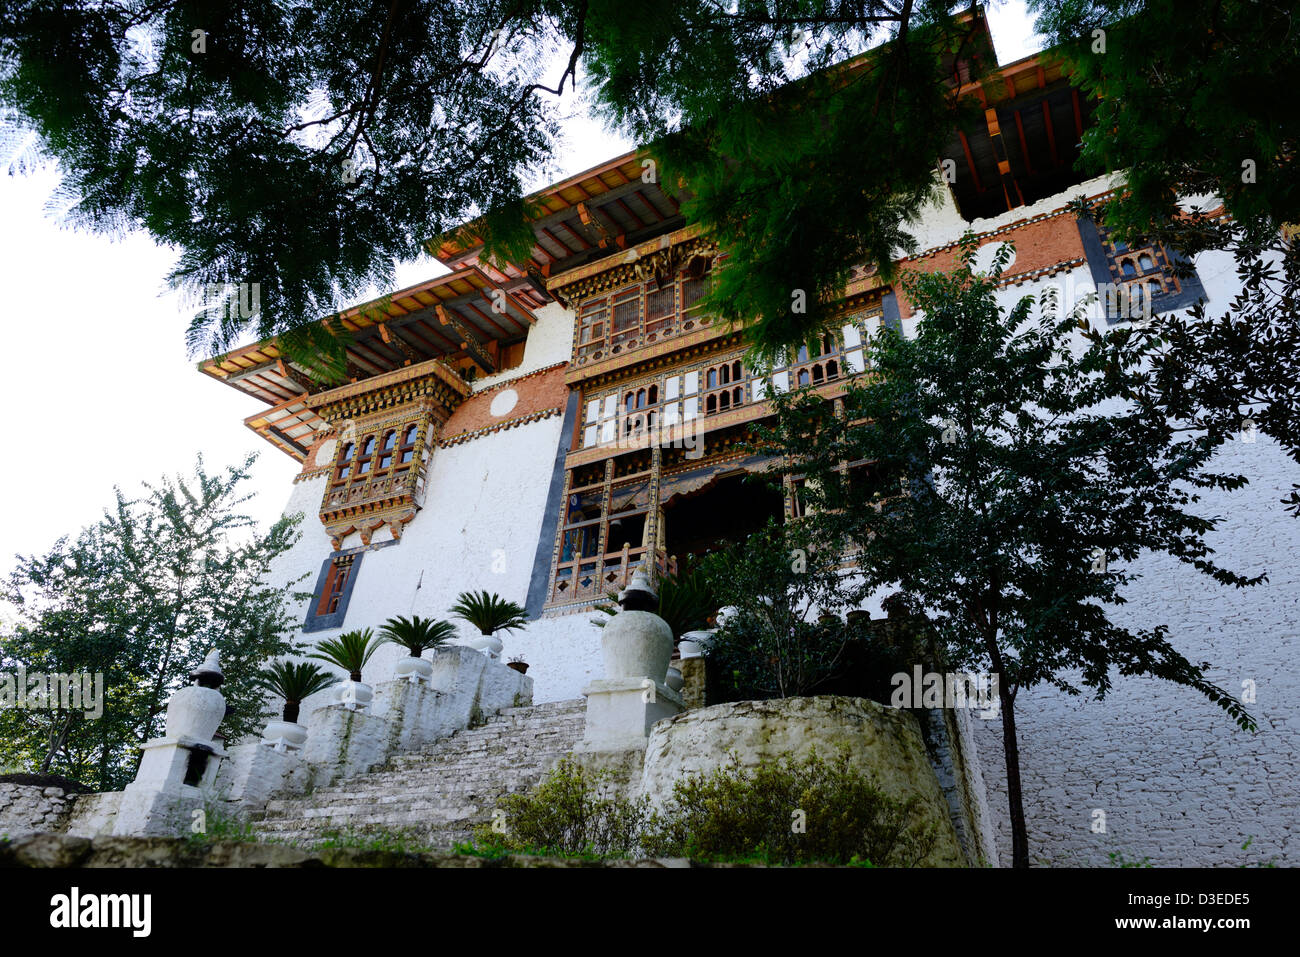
[317,555,355,615]
[304,551,364,632]
[335,442,355,482]
[356,435,376,476]
[579,299,606,349]
[1078,205,1207,325]
[399,425,419,463]
[378,430,396,469]
[548,461,671,609]
[645,285,675,336]
[573,264,715,362]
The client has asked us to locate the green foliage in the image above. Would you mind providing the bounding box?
[1031,0,1300,249]
[1031,5,1300,519]
[0,0,564,362]
[379,614,458,657]
[0,455,304,791]
[0,1,993,364]
[186,800,258,847]
[474,748,936,866]
[583,1,981,361]
[309,628,380,683]
[310,825,437,855]
[450,591,528,637]
[473,756,651,858]
[756,236,1260,865]
[647,748,937,867]
[762,234,1259,723]
[697,519,851,698]
[1107,850,1153,869]
[251,660,338,723]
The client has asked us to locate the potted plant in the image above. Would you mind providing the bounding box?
[450,590,528,659]
[310,628,380,711]
[380,615,457,683]
[252,660,338,751]
[506,655,529,674]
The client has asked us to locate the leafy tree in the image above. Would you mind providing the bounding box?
[0,455,305,790]
[4,1,1299,402]
[1033,1,1300,513]
[755,237,1260,867]
[1031,0,1300,246]
[0,0,979,363]
[698,518,852,699]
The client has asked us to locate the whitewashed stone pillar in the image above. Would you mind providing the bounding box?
[113,650,230,837]
[578,569,684,753]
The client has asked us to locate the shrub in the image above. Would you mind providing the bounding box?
[311,825,435,854]
[697,520,854,698]
[475,748,937,866]
[647,748,937,866]
[184,800,257,847]
[472,757,650,858]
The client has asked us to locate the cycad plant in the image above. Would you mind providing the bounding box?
[252,661,338,723]
[450,591,528,637]
[380,615,458,657]
[310,628,380,683]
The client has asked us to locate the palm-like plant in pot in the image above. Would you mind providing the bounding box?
[450,591,528,659]
[310,628,380,711]
[252,660,338,750]
[380,615,457,683]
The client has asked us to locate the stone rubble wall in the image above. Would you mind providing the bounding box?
[639,696,969,867]
[0,832,776,868]
[0,784,75,837]
[62,791,122,839]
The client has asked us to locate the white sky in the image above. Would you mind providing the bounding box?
[0,3,1041,575]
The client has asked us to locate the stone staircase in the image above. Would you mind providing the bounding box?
[250,699,586,849]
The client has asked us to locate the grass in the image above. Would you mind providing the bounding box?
[308,825,439,854]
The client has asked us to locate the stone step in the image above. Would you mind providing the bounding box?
[251,697,587,849]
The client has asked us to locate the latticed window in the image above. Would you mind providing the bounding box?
[316,554,355,615]
[611,287,641,334]
[378,430,397,469]
[579,300,606,345]
[645,285,675,333]
[399,425,419,464]
[573,264,714,360]
[682,274,709,314]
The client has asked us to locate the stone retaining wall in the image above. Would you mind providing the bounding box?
[0,784,75,837]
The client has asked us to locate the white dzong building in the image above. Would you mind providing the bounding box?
[201,13,1300,866]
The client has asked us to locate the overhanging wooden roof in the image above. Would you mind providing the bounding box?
[430,151,688,289]
[943,51,1098,220]
[244,395,327,461]
[199,265,538,408]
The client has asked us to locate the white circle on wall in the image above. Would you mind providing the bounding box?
[315,438,337,466]
[490,388,519,417]
[971,241,1016,276]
